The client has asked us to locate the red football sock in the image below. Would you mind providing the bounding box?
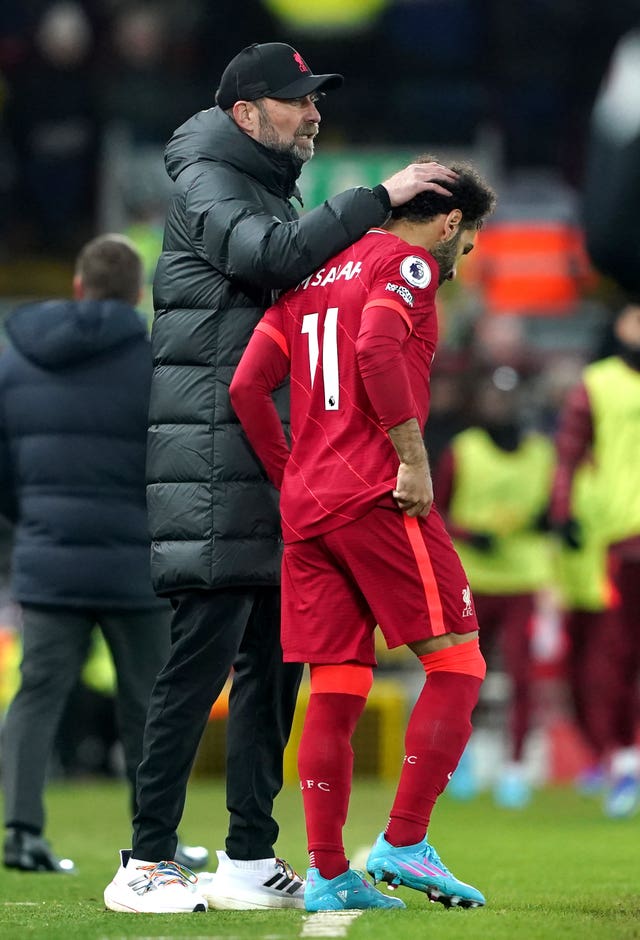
[298,665,372,880]
[386,643,484,848]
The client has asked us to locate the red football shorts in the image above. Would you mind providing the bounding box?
[281,500,478,665]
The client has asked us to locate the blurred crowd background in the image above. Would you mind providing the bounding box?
[0,0,639,256]
[1,0,640,802]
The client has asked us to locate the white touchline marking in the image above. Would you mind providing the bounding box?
[300,910,364,938]
[4,901,39,906]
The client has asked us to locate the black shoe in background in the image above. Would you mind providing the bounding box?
[3,828,76,873]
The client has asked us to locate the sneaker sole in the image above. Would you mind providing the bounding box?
[368,866,484,909]
[203,893,304,911]
[104,887,207,914]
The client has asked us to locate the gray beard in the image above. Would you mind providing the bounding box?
[291,140,314,163]
[256,109,314,163]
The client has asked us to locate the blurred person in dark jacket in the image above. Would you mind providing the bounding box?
[103,41,459,914]
[5,2,98,253]
[0,235,173,873]
[99,6,194,147]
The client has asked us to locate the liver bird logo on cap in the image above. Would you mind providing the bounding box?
[293,51,310,73]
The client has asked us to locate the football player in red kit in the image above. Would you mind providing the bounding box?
[230,158,496,912]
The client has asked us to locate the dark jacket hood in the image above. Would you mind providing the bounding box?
[5,299,147,370]
[164,106,304,203]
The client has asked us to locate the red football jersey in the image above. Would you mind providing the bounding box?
[258,229,439,542]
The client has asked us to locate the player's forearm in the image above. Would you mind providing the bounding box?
[388,419,433,517]
[387,418,429,468]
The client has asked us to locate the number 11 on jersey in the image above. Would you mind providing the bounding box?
[301,308,340,410]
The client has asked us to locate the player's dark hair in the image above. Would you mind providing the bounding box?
[75,234,143,305]
[391,156,496,230]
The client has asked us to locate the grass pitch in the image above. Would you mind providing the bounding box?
[0,778,639,939]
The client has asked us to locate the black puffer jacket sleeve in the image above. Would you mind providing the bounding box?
[228,188,390,289]
[185,171,390,291]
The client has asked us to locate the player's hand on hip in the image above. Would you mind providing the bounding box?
[381,163,459,207]
[393,462,434,517]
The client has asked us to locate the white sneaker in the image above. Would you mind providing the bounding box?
[199,851,305,910]
[104,849,208,913]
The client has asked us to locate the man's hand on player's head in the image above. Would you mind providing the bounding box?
[382,162,459,207]
[393,462,434,518]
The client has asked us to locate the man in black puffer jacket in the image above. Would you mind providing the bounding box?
[0,235,173,873]
[104,42,459,915]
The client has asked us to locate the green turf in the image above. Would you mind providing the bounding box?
[0,778,639,939]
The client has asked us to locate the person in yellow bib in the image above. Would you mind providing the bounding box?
[550,299,640,818]
[435,367,554,807]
